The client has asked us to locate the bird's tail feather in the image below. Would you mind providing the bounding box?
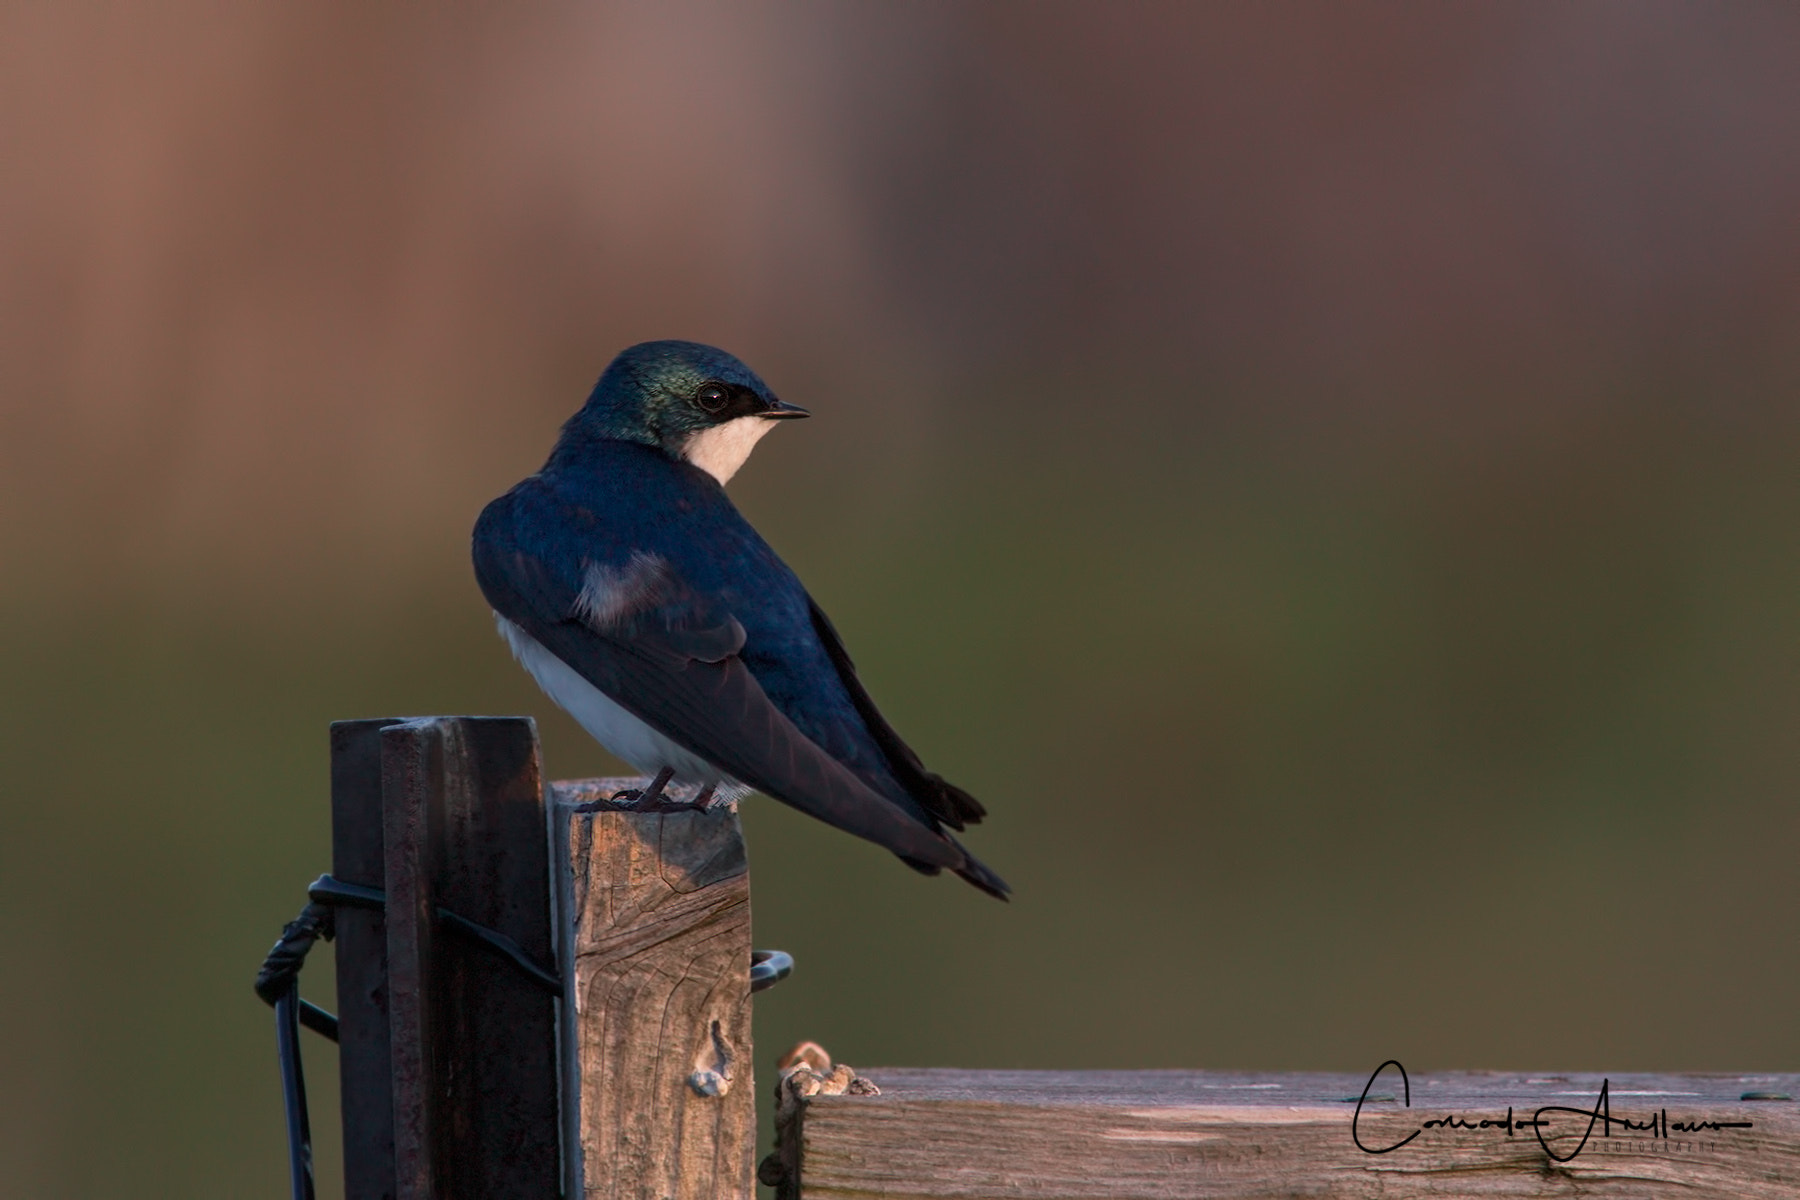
[927,775,987,829]
[900,837,1009,901]
[951,844,1011,901]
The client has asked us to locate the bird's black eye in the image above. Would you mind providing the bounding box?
[695,382,731,413]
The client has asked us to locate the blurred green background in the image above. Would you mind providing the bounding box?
[2,4,1797,1196]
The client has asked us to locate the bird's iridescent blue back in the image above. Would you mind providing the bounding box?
[489,439,925,819]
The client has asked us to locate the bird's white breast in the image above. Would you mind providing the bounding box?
[495,614,735,788]
[681,416,777,484]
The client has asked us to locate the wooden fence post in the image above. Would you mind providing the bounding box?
[329,718,402,1200]
[328,719,755,1200]
[376,716,562,1200]
[552,778,758,1200]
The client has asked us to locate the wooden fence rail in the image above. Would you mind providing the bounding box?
[320,716,1797,1200]
[780,1066,1799,1199]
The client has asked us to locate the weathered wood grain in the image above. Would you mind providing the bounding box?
[797,1067,1800,1199]
[328,718,401,1200]
[553,777,756,1200]
[380,716,561,1200]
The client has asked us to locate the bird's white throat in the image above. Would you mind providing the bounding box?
[681,416,778,484]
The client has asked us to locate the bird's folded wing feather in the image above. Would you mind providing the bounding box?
[474,532,965,870]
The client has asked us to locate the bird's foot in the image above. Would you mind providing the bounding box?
[614,766,676,810]
[570,767,677,813]
[572,771,739,814]
[629,781,721,812]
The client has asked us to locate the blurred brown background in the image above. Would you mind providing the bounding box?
[2,3,1797,1196]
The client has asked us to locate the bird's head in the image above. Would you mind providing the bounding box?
[562,340,809,484]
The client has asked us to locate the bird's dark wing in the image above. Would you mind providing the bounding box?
[806,598,988,831]
[474,527,969,873]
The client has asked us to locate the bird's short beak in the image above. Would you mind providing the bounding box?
[761,399,810,419]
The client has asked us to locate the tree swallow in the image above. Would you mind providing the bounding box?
[473,340,1008,898]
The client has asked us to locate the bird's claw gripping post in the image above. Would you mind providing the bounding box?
[570,766,676,813]
[617,765,676,809]
[634,780,723,812]
[574,769,726,813]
